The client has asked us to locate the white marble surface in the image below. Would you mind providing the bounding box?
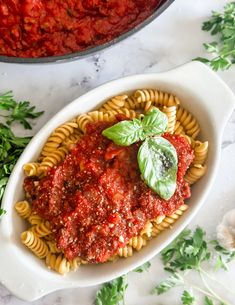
[0,0,235,304]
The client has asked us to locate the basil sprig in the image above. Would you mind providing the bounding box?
[102,108,178,200]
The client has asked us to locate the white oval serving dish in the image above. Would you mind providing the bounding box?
[0,62,234,301]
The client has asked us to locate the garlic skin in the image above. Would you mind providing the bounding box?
[217,209,235,251]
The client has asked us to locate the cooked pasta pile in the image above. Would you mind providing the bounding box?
[15,89,208,275]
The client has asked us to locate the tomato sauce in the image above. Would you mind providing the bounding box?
[24,121,194,263]
[0,0,165,58]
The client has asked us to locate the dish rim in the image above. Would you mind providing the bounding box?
[0,62,235,301]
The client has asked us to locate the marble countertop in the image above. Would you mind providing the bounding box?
[1,0,235,304]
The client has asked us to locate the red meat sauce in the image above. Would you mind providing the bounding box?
[24,121,194,263]
[0,0,165,58]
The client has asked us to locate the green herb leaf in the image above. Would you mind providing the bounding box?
[142,107,168,137]
[193,57,210,64]
[214,255,228,271]
[0,208,6,216]
[155,228,233,305]
[102,119,143,146]
[138,137,177,200]
[95,276,128,305]
[181,290,195,305]
[211,240,235,263]
[160,227,210,272]
[203,42,219,53]
[134,261,151,273]
[204,296,214,305]
[152,272,184,295]
[196,2,235,71]
[0,91,44,129]
[0,91,43,217]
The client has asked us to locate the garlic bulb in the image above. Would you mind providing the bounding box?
[217,209,235,250]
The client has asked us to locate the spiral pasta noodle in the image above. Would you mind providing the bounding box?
[151,204,188,236]
[69,257,81,271]
[134,89,158,103]
[41,121,78,157]
[161,105,177,134]
[16,87,208,274]
[140,221,153,239]
[21,231,48,259]
[118,246,133,257]
[176,107,200,139]
[107,108,137,119]
[38,146,69,174]
[46,241,61,254]
[15,201,31,219]
[30,220,51,238]
[76,111,115,132]
[62,132,82,149]
[45,253,70,275]
[28,214,42,225]
[193,141,209,165]
[184,164,207,185]
[23,163,40,177]
[134,89,180,107]
[123,96,138,110]
[99,95,127,112]
[128,236,147,251]
[173,121,185,135]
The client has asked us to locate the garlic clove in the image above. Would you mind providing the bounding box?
[216,209,235,251]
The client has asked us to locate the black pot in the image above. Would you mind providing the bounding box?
[0,0,175,64]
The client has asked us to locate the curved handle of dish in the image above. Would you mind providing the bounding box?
[163,61,235,134]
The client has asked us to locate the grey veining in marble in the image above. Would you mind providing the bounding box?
[0,0,235,304]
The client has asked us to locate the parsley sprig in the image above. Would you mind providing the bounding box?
[95,276,128,305]
[94,228,235,305]
[133,261,151,273]
[0,91,44,129]
[153,228,235,304]
[195,2,235,71]
[0,91,43,216]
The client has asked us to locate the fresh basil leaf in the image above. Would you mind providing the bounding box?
[138,137,177,200]
[102,119,143,146]
[142,107,168,137]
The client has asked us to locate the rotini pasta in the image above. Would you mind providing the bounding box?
[76,111,114,132]
[38,146,69,174]
[28,214,42,225]
[30,220,51,238]
[134,89,180,107]
[184,164,207,185]
[23,163,40,177]
[161,105,177,134]
[193,141,209,165]
[118,246,133,258]
[139,222,153,239]
[41,121,78,157]
[16,88,208,275]
[15,201,31,219]
[176,107,200,139]
[152,204,188,236]
[21,231,48,259]
[128,236,147,251]
[99,95,127,112]
[46,241,61,254]
[45,253,70,275]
